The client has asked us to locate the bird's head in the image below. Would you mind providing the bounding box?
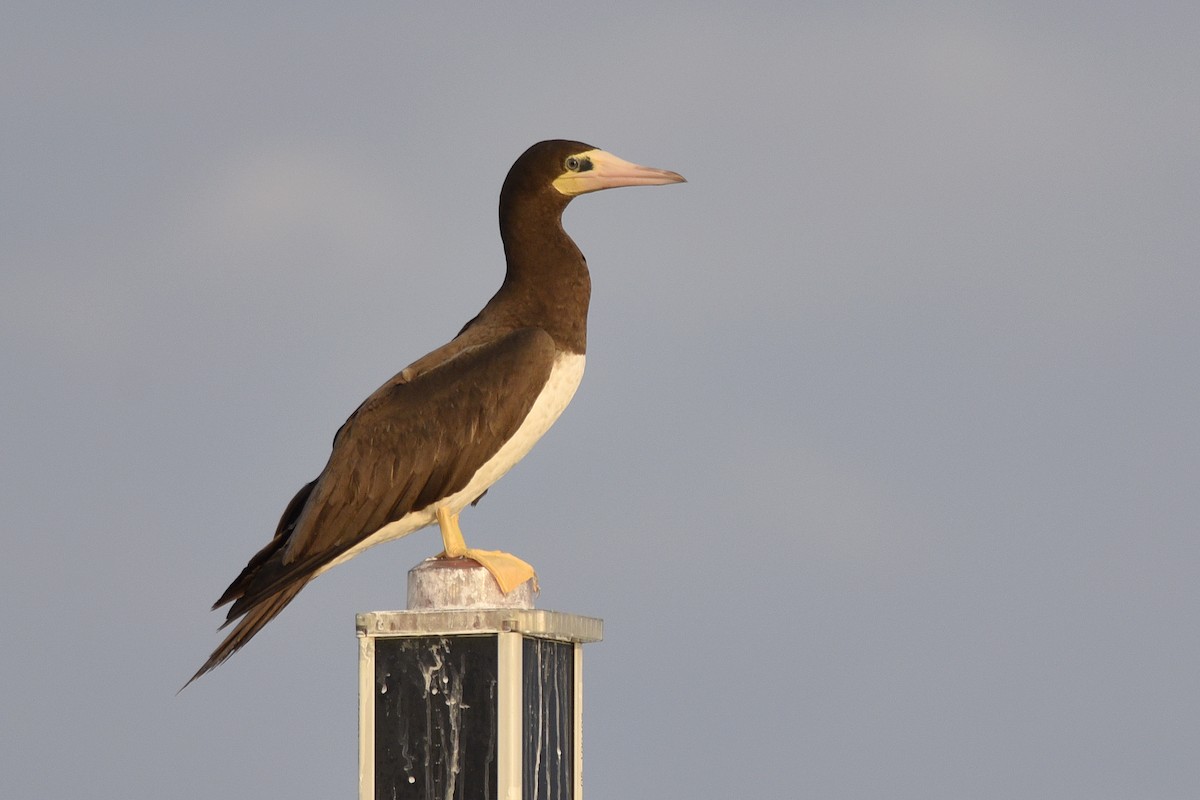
[501,140,685,209]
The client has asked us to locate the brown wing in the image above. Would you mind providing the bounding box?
[286,326,557,562]
[188,327,557,685]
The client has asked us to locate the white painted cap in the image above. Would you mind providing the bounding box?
[406,557,536,610]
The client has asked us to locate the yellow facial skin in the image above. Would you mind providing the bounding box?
[553,149,686,196]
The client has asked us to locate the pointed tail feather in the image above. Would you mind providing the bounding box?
[182,581,308,691]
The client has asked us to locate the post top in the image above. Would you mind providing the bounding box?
[354,557,603,643]
[406,557,535,611]
[355,608,603,643]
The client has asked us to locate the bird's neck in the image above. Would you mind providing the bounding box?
[494,204,591,354]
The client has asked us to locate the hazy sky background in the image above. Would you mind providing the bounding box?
[3,4,1198,798]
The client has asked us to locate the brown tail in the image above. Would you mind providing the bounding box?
[181,580,308,691]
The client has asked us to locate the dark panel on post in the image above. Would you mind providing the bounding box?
[522,638,574,800]
[375,635,498,800]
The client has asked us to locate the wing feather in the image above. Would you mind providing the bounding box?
[190,328,558,684]
[284,328,556,560]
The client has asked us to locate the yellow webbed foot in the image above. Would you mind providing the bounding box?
[462,547,538,595]
[435,507,538,594]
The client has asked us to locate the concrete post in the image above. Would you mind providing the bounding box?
[358,558,602,800]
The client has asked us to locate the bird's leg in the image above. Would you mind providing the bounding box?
[436,507,470,558]
[435,507,538,595]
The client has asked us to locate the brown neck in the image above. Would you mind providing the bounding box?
[484,190,590,354]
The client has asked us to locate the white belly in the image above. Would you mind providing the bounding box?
[322,352,585,570]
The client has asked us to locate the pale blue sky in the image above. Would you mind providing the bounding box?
[3,4,1198,798]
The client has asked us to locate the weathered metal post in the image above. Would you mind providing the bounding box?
[357,558,603,800]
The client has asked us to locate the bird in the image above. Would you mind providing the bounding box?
[188,140,685,685]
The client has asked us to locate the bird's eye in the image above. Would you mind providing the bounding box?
[565,156,582,172]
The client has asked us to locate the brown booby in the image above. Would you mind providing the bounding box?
[189,140,684,684]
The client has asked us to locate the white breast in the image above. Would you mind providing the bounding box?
[323,352,586,570]
[443,350,586,513]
